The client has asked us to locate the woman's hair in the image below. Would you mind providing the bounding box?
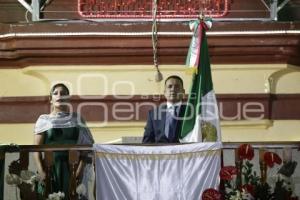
[50,83,70,100]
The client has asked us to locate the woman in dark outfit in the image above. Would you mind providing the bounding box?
[33,83,94,199]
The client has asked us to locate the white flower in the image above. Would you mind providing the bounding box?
[229,191,243,200]
[47,191,65,200]
[76,183,87,196]
[20,170,35,181]
[5,174,22,185]
[30,173,43,185]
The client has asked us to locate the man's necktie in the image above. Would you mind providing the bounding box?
[165,106,178,141]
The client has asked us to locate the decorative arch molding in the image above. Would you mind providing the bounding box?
[268,65,300,94]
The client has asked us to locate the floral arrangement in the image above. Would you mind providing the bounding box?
[5,159,44,198]
[202,144,298,200]
[76,183,88,200]
[5,168,66,200]
[5,159,86,199]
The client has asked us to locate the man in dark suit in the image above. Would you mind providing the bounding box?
[142,75,185,143]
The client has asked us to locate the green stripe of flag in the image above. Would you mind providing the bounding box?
[180,22,213,139]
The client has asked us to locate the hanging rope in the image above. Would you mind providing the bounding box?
[152,0,163,82]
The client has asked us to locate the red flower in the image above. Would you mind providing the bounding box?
[202,188,221,200]
[219,166,237,181]
[238,144,254,160]
[242,184,254,196]
[264,152,282,168]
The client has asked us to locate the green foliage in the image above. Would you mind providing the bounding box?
[273,180,289,200]
[243,161,260,186]
[254,182,272,200]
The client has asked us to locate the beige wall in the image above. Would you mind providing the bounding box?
[1,64,299,97]
[0,63,300,144]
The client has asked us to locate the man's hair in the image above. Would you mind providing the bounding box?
[164,75,184,87]
[50,83,69,100]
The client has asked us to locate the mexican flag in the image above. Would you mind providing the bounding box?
[180,19,221,143]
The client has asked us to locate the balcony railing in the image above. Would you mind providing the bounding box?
[0,142,299,199]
